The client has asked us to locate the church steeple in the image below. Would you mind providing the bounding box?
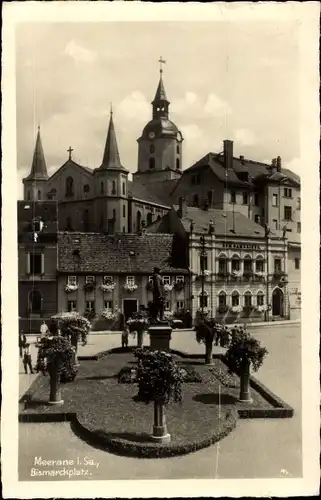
[99,105,128,171]
[152,57,170,120]
[25,126,49,181]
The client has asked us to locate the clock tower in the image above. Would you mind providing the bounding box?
[134,58,183,184]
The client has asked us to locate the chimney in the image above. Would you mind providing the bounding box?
[276,156,282,172]
[178,197,187,218]
[271,158,277,169]
[223,140,234,171]
[239,155,245,164]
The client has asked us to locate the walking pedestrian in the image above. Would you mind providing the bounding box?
[23,343,34,374]
[121,325,129,349]
[19,332,27,358]
[40,320,49,338]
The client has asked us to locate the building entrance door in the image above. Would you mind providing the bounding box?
[29,290,42,316]
[272,288,284,316]
[123,299,138,322]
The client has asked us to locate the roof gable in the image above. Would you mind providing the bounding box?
[48,159,94,183]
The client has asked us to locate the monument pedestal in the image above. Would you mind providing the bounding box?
[151,401,171,444]
[148,325,172,352]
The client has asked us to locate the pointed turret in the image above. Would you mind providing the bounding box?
[25,127,49,180]
[152,59,170,120]
[99,107,128,171]
[152,74,168,104]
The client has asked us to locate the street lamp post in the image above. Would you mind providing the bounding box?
[200,235,206,316]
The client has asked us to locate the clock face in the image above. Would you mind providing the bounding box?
[148,132,155,139]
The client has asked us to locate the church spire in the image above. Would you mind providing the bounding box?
[25,126,49,181]
[152,57,170,120]
[100,106,128,171]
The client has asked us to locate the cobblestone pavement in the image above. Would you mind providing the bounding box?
[19,324,302,480]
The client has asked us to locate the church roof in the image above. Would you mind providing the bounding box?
[141,118,178,139]
[24,128,49,181]
[128,181,169,207]
[152,74,169,103]
[98,110,128,172]
[57,232,188,274]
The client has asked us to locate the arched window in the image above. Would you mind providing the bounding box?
[243,255,253,273]
[113,209,116,221]
[176,158,180,170]
[231,254,240,272]
[66,177,74,197]
[244,291,252,307]
[123,204,126,218]
[47,188,57,200]
[27,191,31,200]
[83,184,90,196]
[29,290,42,314]
[150,144,155,154]
[231,290,240,306]
[147,213,153,225]
[100,182,104,195]
[122,182,126,196]
[37,190,41,200]
[66,217,73,231]
[255,256,264,273]
[149,157,155,170]
[257,291,264,306]
[136,211,142,232]
[177,145,180,154]
[218,255,227,274]
[218,291,227,307]
[112,181,116,194]
[83,210,90,232]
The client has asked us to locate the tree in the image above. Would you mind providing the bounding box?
[134,349,183,443]
[51,312,91,364]
[127,310,149,348]
[225,327,268,402]
[36,335,75,405]
[195,317,226,364]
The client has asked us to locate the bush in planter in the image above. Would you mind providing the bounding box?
[35,335,75,403]
[195,317,225,364]
[52,312,91,356]
[224,327,268,402]
[127,310,149,348]
[84,281,96,292]
[217,305,228,314]
[174,281,184,292]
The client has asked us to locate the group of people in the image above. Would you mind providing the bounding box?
[19,320,50,374]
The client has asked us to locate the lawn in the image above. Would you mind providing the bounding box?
[20,350,289,458]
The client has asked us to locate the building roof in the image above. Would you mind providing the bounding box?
[58,232,188,274]
[24,127,49,181]
[180,207,272,238]
[184,152,300,187]
[128,181,169,207]
[97,110,128,172]
[141,118,178,139]
[152,74,169,103]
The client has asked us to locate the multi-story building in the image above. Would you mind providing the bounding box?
[148,199,291,322]
[18,200,59,333]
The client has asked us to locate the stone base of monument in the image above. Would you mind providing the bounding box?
[151,401,171,444]
[148,325,172,352]
[151,429,171,444]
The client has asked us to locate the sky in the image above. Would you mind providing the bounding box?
[15,21,300,198]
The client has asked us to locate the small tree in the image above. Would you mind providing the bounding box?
[36,335,75,404]
[134,349,183,442]
[195,318,225,364]
[127,310,149,348]
[225,327,268,402]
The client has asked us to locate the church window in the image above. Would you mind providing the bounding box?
[123,205,126,217]
[149,157,155,170]
[218,291,226,307]
[112,181,116,195]
[176,158,180,170]
[83,210,90,232]
[232,291,240,306]
[256,291,264,306]
[83,184,90,194]
[37,190,41,200]
[150,144,155,154]
[100,182,104,195]
[244,291,252,307]
[66,177,74,197]
[193,194,199,207]
[147,213,153,225]
[177,145,180,154]
[122,182,126,195]
[113,209,116,221]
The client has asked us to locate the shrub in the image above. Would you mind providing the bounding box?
[127,310,149,333]
[35,335,76,381]
[195,318,223,345]
[55,312,91,347]
[118,364,203,384]
[225,327,268,373]
[134,349,183,405]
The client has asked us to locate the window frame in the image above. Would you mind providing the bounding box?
[244,292,252,307]
[126,276,135,286]
[274,258,282,272]
[231,291,240,306]
[86,300,95,312]
[284,206,292,221]
[297,222,301,233]
[85,275,95,284]
[103,275,113,284]
[218,292,226,307]
[104,300,113,310]
[231,257,240,272]
[176,276,184,284]
[163,276,171,285]
[176,301,184,310]
[256,292,264,306]
[242,192,248,205]
[29,252,43,275]
[272,193,278,207]
[67,275,77,285]
[295,258,300,270]
[164,300,171,311]
[67,300,77,312]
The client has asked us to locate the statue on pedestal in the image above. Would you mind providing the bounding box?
[150,267,166,324]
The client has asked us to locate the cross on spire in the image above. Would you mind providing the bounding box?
[110,102,113,116]
[158,56,166,74]
[67,146,73,160]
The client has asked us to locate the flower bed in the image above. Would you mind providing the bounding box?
[118,364,203,384]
